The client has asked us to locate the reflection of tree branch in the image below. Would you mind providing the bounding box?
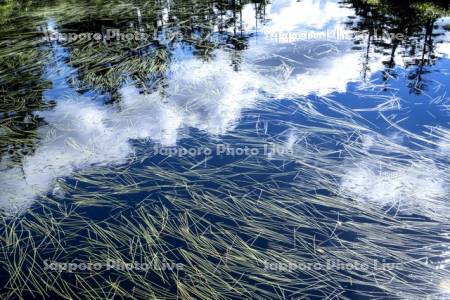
[409,18,436,94]
[346,0,448,93]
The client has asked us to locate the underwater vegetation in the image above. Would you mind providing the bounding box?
[0,0,449,299]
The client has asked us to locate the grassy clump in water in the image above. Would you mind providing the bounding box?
[1,90,449,298]
[0,0,449,299]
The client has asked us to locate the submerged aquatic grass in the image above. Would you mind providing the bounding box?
[1,80,448,298]
[1,0,450,299]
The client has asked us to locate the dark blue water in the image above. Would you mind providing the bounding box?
[0,0,449,299]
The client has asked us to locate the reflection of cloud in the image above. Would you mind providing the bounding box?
[241,0,384,97]
[0,167,39,215]
[165,54,259,134]
[0,99,132,213]
[339,135,450,218]
[0,53,259,214]
[277,50,363,96]
[437,41,450,57]
[115,87,182,146]
[340,162,447,211]
[267,0,353,32]
[440,278,450,295]
[1,12,386,215]
[0,0,417,214]
[436,18,450,56]
[246,41,384,97]
[242,0,354,34]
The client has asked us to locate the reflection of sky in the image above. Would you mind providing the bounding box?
[437,18,450,56]
[0,0,449,230]
[242,0,354,33]
[42,20,108,101]
[42,20,78,99]
[0,50,260,213]
[1,1,450,296]
[241,0,384,96]
[337,60,450,220]
[339,139,449,216]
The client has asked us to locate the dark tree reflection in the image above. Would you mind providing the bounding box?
[345,0,449,92]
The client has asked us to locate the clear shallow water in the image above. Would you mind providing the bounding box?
[0,0,449,299]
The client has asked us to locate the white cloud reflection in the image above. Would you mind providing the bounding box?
[340,161,448,215]
[338,134,450,218]
[0,0,448,216]
[0,0,381,214]
[242,0,354,34]
[0,52,260,213]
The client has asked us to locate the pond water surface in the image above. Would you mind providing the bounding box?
[0,0,449,299]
